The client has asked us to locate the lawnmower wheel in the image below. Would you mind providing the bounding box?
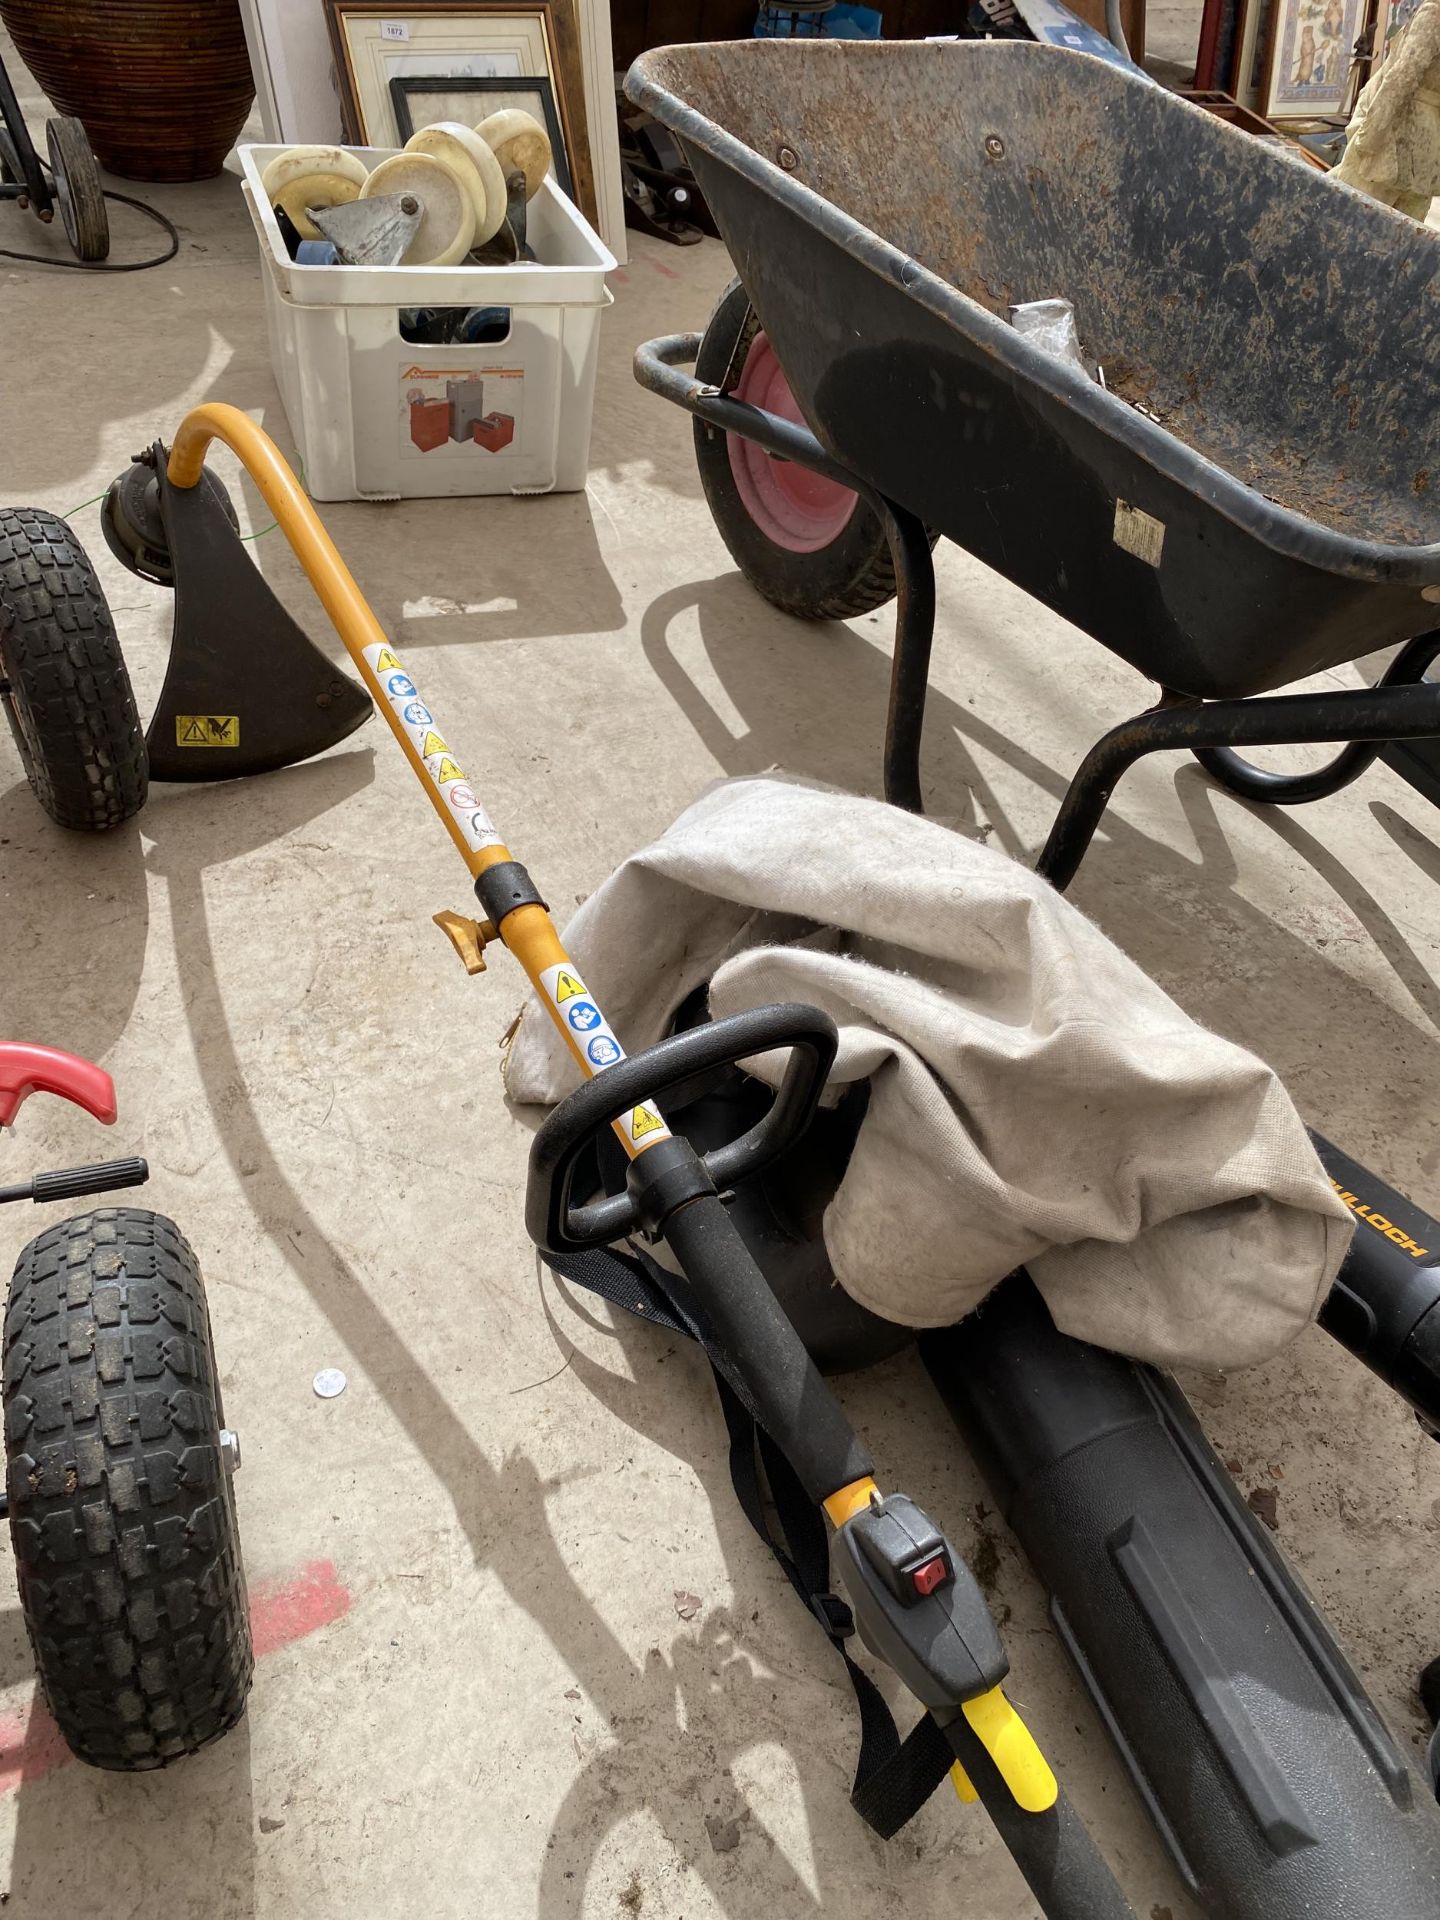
[0,506,147,830]
[45,117,109,263]
[693,277,934,622]
[101,458,239,587]
[5,1209,253,1770]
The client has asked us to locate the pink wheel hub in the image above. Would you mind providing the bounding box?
[727,331,859,552]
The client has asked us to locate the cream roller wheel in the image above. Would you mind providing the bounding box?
[361,153,476,265]
[272,174,363,240]
[260,145,369,199]
[474,109,552,201]
[404,122,507,246]
[261,145,371,242]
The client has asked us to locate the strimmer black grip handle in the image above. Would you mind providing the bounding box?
[30,1158,149,1205]
[943,1711,1136,1920]
[658,1189,872,1505]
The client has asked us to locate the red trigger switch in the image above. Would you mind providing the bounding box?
[912,1555,951,1599]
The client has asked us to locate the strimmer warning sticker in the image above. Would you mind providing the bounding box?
[537,967,672,1145]
[362,642,502,852]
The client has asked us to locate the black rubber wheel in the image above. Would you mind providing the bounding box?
[4,1208,252,1770]
[0,507,147,829]
[45,117,109,263]
[693,278,924,621]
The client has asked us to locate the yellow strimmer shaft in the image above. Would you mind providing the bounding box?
[168,404,667,1160]
[165,404,1056,1820]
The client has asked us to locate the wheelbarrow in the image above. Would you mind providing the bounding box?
[628,38,1440,886]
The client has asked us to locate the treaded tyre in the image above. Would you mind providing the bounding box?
[46,117,109,263]
[693,278,927,621]
[0,507,147,829]
[4,1208,252,1770]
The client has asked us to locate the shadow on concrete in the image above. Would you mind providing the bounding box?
[2,1677,257,1916]
[131,751,910,1919]
[0,779,149,1059]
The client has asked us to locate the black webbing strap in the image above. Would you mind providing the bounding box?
[541,1242,954,1838]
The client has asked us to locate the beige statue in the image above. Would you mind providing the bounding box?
[1335,0,1440,215]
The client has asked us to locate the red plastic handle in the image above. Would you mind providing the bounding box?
[0,1044,117,1128]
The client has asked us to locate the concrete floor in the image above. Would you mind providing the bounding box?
[3,29,1440,1920]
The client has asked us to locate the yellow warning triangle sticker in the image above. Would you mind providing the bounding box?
[553,971,585,1003]
[421,731,448,759]
[374,648,401,672]
[630,1105,665,1141]
[433,757,463,783]
[179,718,206,743]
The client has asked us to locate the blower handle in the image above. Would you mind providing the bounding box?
[525,1003,838,1255]
[945,1709,1137,1920]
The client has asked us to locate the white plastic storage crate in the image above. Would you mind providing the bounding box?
[239,144,615,502]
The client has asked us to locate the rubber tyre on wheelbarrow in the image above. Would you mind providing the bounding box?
[4,1209,253,1770]
[0,508,146,829]
[694,278,926,621]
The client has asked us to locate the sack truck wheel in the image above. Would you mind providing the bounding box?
[692,277,933,621]
[0,506,147,830]
[45,117,109,263]
[4,1209,253,1770]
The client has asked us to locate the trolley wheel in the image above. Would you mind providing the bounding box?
[693,278,930,621]
[45,117,109,262]
[4,1209,252,1771]
[0,507,147,830]
[100,459,238,588]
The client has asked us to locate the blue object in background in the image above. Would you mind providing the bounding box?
[295,239,339,266]
[754,0,881,36]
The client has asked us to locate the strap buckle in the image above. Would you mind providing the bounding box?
[809,1590,855,1639]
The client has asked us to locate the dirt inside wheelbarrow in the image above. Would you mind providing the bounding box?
[646,41,1440,550]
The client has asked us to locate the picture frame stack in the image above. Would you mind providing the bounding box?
[322,0,597,225]
[1195,0,1395,124]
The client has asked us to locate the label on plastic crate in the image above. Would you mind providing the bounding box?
[401,364,522,463]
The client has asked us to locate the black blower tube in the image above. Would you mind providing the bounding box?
[1311,1130,1440,1427]
[920,1275,1440,1920]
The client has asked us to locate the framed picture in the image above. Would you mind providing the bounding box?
[1373,0,1424,66]
[1260,0,1367,118]
[388,72,573,197]
[1230,0,1274,107]
[1195,0,1246,89]
[322,2,595,225]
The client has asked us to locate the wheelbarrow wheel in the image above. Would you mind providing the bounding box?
[45,117,109,263]
[0,507,147,829]
[694,278,926,621]
[4,1209,253,1771]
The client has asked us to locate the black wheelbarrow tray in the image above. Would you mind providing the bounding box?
[629,39,1440,886]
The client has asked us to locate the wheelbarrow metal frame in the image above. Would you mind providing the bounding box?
[635,333,1440,881]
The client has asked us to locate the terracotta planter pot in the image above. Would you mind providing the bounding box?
[0,0,256,181]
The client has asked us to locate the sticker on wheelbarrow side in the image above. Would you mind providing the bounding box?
[537,963,672,1145]
[175,715,240,747]
[361,641,503,852]
[1113,502,1165,567]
